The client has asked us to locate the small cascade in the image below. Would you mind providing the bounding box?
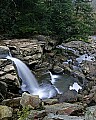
[76,54,95,63]
[6,56,57,99]
[6,56,39,93]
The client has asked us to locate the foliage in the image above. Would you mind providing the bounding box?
[0,0,16,35]
[0,0,95,42]
[70,0,96,42]
[18,106,30,120]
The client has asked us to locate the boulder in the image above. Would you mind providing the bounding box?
[58,90,77,103]
[0,105,13,119]
[53,66,64,74]
[1,74,17,81]
[0,46,10,58]
[42,99,58,105]
[20,92,41,109]
[4,64,15,73]
[44,102,84,116]
[2,97,21,108]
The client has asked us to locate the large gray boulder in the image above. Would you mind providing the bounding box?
[0,46,10,58]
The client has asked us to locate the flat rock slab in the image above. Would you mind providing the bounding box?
[44,102,84,115]
[43,113,85,120]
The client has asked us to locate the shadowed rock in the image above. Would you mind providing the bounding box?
[0,46,10,58]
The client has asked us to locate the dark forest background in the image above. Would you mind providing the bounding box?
[0,0,96,42]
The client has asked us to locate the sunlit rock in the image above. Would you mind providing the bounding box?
[1,74,17,81]
[4,64,15,73]
[0,105,13,119]
[0,71,5,76]
[20,92,41,108]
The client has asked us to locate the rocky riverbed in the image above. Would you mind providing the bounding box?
[0,35,96,120]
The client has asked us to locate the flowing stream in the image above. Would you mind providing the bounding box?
[6,56,57,99]
[6,55,83,99]
[5,45,91,99]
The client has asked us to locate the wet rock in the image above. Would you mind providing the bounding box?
[0,105,13,119]
[62,64,72,74]
[20,92,41,108]
[53,66,64,74]
[42,99,58,105]
[73,71,85,84]
[58,90,77,103]
[0,46,10,58]
[44,102,84,115]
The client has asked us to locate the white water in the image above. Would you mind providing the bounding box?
[49,71,59,84]
[69,82,82,92]
[76,54,95,63]
[56,45,79,55]
[6,56,57,99]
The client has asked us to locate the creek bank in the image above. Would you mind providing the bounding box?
[0,35,96,119]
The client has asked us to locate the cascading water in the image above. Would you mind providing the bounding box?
[6,56,39,92]
[6,56,57,99]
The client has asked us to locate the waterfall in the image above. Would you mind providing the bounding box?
[6,56,39,93]
[6,56,57,99]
